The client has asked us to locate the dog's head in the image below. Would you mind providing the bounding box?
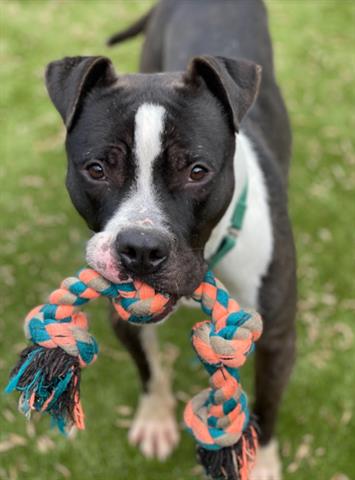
[45,55,260,296]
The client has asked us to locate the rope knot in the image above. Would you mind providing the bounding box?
[24,307,98,367]
[192,309,262,370]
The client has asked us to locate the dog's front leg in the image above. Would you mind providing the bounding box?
[110,308,179,460]
[251,241,297,480]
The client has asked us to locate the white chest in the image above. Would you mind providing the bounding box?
[204,132,274,309]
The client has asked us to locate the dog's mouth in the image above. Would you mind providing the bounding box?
[86,232,206,298]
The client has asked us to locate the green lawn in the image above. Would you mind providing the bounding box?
[1,1,354,479]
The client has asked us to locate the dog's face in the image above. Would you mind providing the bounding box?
[46,56,260,296]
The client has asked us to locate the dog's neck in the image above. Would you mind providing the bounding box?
[204,131,274,308]
[204,132,249,259]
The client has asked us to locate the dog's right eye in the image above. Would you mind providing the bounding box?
[86,162,105,180]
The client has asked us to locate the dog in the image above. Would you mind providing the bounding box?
[45,1,297,478]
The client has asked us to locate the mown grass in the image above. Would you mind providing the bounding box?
[1,1,354,479]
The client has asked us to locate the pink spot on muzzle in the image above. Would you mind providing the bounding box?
[86,232,130,283]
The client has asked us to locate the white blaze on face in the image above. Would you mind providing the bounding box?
[105,102,167,233]
[86,103,168,281]
[134,103,166,199]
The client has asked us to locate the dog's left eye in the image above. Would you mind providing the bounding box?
[87,162,105,180]
[189,164,209,182]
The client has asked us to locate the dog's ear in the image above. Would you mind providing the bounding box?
[184,55,262,132]
[45,56,117,131]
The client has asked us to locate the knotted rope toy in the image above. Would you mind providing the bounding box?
[6,267,262,480]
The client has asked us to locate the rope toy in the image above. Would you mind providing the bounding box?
[6,267,262,480]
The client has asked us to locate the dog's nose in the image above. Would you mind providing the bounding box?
[116,228,170,275]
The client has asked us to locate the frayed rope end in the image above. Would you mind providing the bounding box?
[197,418,259,480]
[5,345,84,433]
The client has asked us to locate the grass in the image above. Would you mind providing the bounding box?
[1,1,354,479]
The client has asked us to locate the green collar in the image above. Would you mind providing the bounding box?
[208,181,248,270]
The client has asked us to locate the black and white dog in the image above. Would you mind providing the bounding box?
[45,1,296,478]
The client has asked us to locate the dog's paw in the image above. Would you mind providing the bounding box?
[250,439,282,480]
[128,391,179,461]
